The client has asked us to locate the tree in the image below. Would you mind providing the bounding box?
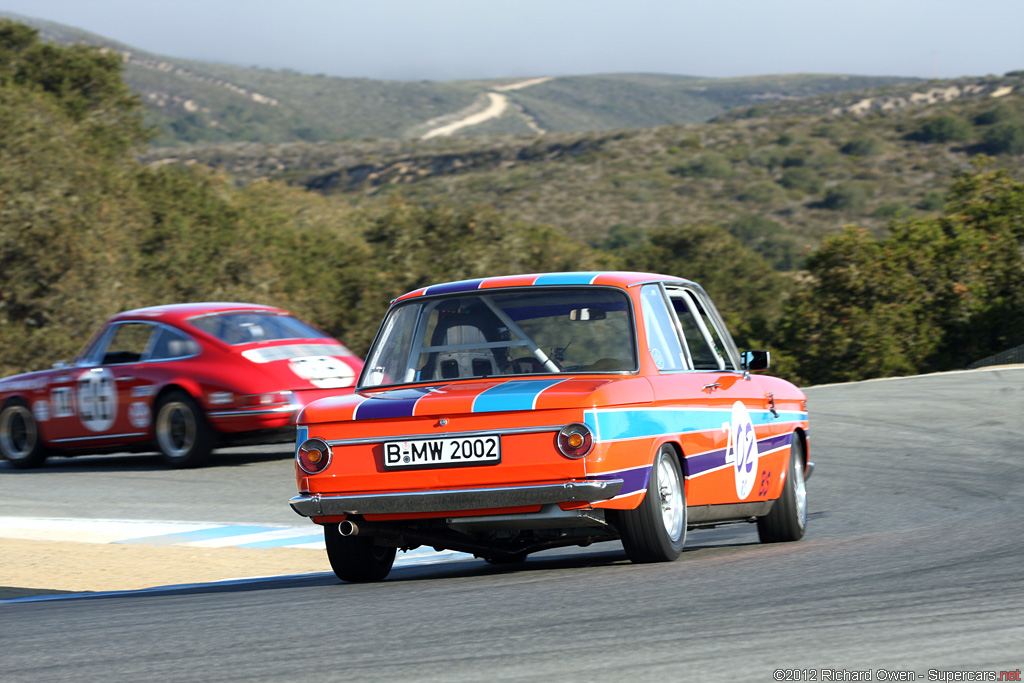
[619,223,793,351]
[981,120,1024,155]
[774,163,1024,384]
[0,19,150,155]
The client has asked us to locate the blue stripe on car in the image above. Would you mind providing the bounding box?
[472,378,567,413]
[586,408,805,442]
[533,272,603,286]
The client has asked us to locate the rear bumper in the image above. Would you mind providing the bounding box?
[289,479,624,517]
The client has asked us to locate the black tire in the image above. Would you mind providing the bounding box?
[613,444,687,563]
[154,390,214,468]
[0,399,48,469]
[757,434,807,543]
[324,523,397,583]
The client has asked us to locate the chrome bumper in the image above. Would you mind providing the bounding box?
[289,479,624,517]
[208,405,299,419]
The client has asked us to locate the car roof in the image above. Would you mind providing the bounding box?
[106,302,289,326]
[392,271,693,303]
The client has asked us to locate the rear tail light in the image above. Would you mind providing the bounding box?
[557,423,593,459]
[297,437,332,474]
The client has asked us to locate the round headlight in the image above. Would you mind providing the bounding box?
[297,437,332,474]
[557,423,594,459]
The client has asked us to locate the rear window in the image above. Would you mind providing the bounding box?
[189,312,330,345]
[361,287,636,387]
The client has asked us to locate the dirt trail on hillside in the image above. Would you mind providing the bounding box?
[419,76,553,139]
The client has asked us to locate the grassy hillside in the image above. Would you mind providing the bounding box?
[5,12,919,146]
[5,16,1024,385]
[141,73,1024,271]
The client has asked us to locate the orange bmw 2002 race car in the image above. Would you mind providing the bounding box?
[0,302,363,468]
[289,272,812,582]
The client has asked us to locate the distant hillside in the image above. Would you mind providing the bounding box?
[140,72,1024,271]
[6,12,920,145]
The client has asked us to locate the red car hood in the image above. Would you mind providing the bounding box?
[299,376,655,424]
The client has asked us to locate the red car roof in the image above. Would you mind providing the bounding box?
[107,302,289,326]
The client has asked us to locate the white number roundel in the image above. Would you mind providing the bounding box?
[725,401,758,500]
[289,356,355,389]
[77,368,117,432]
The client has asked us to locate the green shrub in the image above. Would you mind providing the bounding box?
[907,113,972,143]
[916,190,947,211]
[841,136,884,156]
[821,182,868,211]
[973,104,1017,126]
[670,152,733,179]
[778,166,823,193]
[872,201,915,219]
[737,181,783,203]
[981,120,1024,155]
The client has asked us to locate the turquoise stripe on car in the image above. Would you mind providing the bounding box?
[533,272,603,286]
[472,378,567,413]
[586,408,806,442]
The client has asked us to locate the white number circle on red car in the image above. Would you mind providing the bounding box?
[288,356,355,389]
[77,368,117,432]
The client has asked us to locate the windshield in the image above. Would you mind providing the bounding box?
[189,312,330,345]
[361,287,636,387]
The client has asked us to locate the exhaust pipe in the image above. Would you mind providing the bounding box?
[338,520,359,537]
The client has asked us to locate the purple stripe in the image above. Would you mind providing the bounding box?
[594,466,651,497]
[425,279,485,295]
[685,432,794,477]
[759,432,793,453]
[685,448,728,477]
[354,386,441,420]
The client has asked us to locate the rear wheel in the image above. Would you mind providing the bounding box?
[757,434,807,543]
[613,444,687,563]
[155,390,214,468]
[0,400,47,469]
[324,523,397,583]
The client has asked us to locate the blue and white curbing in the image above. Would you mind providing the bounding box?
[0,516,470,566]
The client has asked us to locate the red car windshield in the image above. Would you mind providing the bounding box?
[189,312,330,345]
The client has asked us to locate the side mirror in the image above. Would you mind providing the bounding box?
[741,350,770,372]
[52,360,70,370]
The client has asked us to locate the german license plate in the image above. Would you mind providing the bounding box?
[383,435,501,469]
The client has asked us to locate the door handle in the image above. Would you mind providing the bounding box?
[702,382,721,392]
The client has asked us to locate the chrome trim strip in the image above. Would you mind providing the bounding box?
[289,479,624,516]
[326,424,564,448]
[687,501,774,524]
[52,432,148,444]
[208,405,299,418]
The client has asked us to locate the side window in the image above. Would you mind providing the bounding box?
[149,328,200,361]
[98,323,157,365]
[639,285,685,371]
[668,290,736,371]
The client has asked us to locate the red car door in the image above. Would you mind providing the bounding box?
[45,323,158,450]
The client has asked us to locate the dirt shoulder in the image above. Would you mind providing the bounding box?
[1,538,333,599]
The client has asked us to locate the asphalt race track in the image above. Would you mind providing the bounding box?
[2,368,1023,681]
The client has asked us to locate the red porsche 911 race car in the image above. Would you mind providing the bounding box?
[0,302,363,468]
[289,272,812,582]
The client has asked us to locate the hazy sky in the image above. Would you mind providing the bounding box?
[3,0,1022,82]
